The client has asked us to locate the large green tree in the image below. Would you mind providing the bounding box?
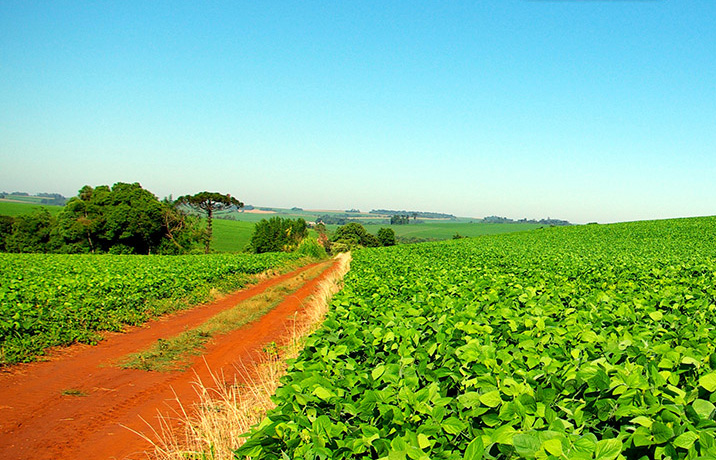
[55,182,200,254]
[175,192,243,253]
[4,210,57,253]
[330,223,381,252]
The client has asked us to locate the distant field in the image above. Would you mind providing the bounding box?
[0,200,62,217]
[209,219,255,252]
[363,222,542,240]
[219,207,388,224]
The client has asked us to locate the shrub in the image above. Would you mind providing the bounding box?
[249,217,308,253]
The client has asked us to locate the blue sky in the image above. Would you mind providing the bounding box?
[1,1,714,223]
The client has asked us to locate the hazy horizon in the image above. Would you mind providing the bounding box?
[2,1,714,225]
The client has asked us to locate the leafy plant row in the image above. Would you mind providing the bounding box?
[237,217,716,460]
[0,251,302,364]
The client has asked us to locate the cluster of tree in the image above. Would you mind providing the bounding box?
[37,193,67,206]
[482,215,571,226]
[0,183,244,255]
[370,209,457,220]
[249,217,308,253]
[390,214,410,225]
[316,214,352,225]
[247,220,395,255]
[329,223,395,253]
[0,211,57,253]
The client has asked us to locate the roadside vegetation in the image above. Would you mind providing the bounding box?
[237,216,716,460]
[0,251,306,365]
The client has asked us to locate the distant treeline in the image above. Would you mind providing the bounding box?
[370,209,457,219]
[482,215,571,226]
[316,214,379,225]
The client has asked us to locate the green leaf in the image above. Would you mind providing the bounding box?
[513,431,541,457]
[692,398,716,419]
[372,365,386,380]
[700,372,716,392]
[630,416,653,428]
[673,431,699,450]
[572,434,597,454]
[479,390,503,408]
[542,438,563,456]
[464,437,484,460]
[417,433,431,450]
[651,421,674,443]
[312,386,334,401]
[442,417,467,435]
[648,311,663,321]
[594,438,622,460]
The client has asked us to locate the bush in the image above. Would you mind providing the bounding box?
[377,228,396,246]
[250,217,308,253]
[295,237,328,259]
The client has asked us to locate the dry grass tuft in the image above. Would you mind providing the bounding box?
[142,253,351,460]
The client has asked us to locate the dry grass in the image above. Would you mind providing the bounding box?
[139,253,351,460]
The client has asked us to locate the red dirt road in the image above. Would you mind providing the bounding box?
[0,259,339,460]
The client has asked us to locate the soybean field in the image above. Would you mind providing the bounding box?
[238,217,716,460]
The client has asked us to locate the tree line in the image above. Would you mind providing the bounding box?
[0,182,397,256]
[0,183,242,254]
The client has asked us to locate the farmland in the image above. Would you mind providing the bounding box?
[238,217,716,459]
[0,200,62,217]
[0,251,304,365]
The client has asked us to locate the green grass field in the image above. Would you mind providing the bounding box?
[0,200,62,217]
[209,219,255,252]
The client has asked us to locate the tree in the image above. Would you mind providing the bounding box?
[250,217,308,253]
[55,182,199,254]
[175,192,243,253]
[376,227,396,246]
[331,223,380,252]
[391,214,409,225]
[5,210,57,253]
[0,215,13,251]
[314,222,331,253]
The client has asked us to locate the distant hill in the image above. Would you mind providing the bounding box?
[0,192,67,206]
[369,209,457,220]
[482,215,571,226]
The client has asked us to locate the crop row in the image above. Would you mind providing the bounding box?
[238,217,716,460]
[0,251,302,364]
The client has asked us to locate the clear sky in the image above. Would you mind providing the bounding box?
[1,1,714,223]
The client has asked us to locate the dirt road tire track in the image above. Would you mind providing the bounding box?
[0,258,340,460]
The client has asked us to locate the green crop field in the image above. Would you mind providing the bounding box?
[363,222,542,240]
[209,218,256,252]
[0,200,62,217]
[239,216,716,460]
[0,251,304,365]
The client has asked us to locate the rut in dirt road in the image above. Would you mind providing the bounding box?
[0,258,343,460]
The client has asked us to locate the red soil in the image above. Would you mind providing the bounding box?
[0,259,340,460]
